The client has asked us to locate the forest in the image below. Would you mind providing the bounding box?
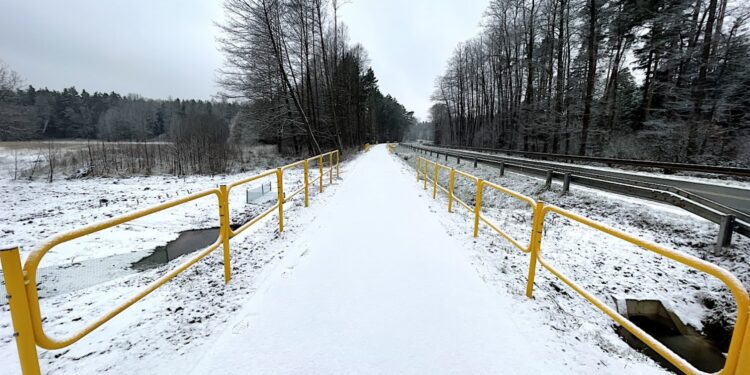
[0,0,416,177]
[430,0,750,163]
[218,0,415,154]
[0,83,238,142]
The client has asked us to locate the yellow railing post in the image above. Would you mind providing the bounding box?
[736,321,750,374]
[218,185,231,284]
[329,152,333,185]
[335,150,339,178]
[304,160,309,208]
[525,201,545,298]
[0,246,41,375]
[432,162,438,199]
[423,160,428,190]
[416,157,421,182]
[318,155,324,193]
[276,168,284,232]
[448,168,456,213]
[473,179,484,237]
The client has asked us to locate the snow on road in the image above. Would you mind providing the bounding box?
[189,144,666,374]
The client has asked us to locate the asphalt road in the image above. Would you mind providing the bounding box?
[417,145,750,223]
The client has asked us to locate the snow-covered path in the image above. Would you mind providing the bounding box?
[189,144,663,374]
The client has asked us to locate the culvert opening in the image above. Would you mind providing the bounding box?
[613,298,727,374]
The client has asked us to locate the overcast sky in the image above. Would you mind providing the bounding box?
[0,0,488,120]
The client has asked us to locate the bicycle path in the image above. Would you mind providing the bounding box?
[189,144,664,374]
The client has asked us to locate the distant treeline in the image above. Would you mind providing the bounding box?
[0,85,238,142]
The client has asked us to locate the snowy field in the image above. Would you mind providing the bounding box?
[395,145,750,352]
[0,143,338,374]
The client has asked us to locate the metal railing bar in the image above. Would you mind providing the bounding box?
[478,214,528,253]
[230,203,279,238]
[33,239,222,349]
[227,170,276,190]
[537,256,702,375]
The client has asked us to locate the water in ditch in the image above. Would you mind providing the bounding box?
[131,227,222,270]
[615,300,727,374]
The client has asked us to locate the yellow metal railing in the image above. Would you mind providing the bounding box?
[1,150,340,374]
[364,143,370,152]
[414,156,750,375]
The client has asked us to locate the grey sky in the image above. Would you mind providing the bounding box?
[0,0,488,120]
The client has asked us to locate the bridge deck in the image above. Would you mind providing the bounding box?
[189,145,664,374]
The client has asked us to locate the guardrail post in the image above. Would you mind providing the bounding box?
[525,202,545,298]
[457,156,461,165]
[336,150,339,178]
[544,170,553,190]
[473,179,484,237]
[304,160,309,207]
[499,162,505,177]
[423,160,428,190]
[444,154,448,162]
[0,246,41,375]
[318,155,323,193]
[473,158,478,168]
[218,185,232,284]
[432,162,438,199]
[448,168,456,213]
[276,168,284,232]
[714,215,735,254]
[562,173,571,194]
[329,153,333,185]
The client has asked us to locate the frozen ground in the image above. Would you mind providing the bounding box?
[191,144,665,374]
[397,145,750,350]
[0,148,337,374]
[0,143,742,374]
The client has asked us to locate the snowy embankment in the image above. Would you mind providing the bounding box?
[0,150,343,374]
[189,144,665,374]
[395,145,750,349]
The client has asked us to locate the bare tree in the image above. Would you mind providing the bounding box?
[0,60,22,101]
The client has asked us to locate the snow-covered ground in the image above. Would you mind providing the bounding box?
[397,145,750,352]
[0,143,742,374]
[188,144,667,374]
[0,148,335,374]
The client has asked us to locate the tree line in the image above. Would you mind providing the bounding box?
[0,78,238,143]
[430,0,750,163]
[219,0,415,155]
[0,61,247,176]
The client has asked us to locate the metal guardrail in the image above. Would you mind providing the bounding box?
[441,144,750,177]
[414,155,750,375]
[407,144,750,249]
[1,150,340,374]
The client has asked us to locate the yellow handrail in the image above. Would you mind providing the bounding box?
[417,157,535,253]
[1,149,341,374]
[411,155,750,375]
